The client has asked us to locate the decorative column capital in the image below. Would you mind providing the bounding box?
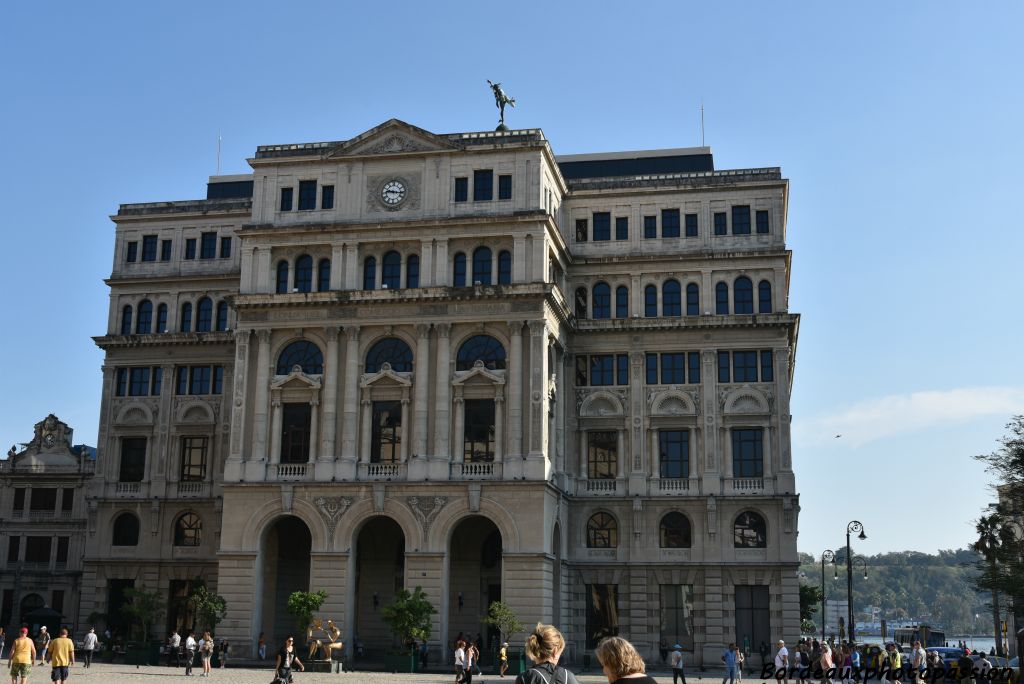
[435,322,452,339]
[415,323,432,339]
[234,329,252,344]
[527,320,546,336]
[506,320,524,336]
[255,329,272,344]
[325,326,341,342]
[343,325,361,342]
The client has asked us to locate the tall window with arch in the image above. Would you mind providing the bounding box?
[156,303,168,333]
[371,401,401,464]
[615,286,629,318]
[173,513,202,547]
[574,287,588,320]
[464,399,496,462]
[645,285,658,317]
[136,300,153,334]
[453,252,467,287]
[365,337,414,373]
[120,305,133,335]
[659,512,692,548]
[715,282,729,315]
[758,280,772,313]
[276,340,324,375]
[318,259,331,292]
[363,256,377,290]
[662,280,682,317]
[588,431,617,479]
[733,511,767,548]
[276,260,289,294]
[592,282,611,319]
[406,255,420,288]
[382,251,401,288]
[112,513,140,547]
[196,297,213,332]
[295,255,313,293]
[686,283,699,316]
[497,250,512,284]
[215,302,228,332]
[586,512,618,548]
[180,302,193,333]
[472,247,492,285]
[734,276,754,314]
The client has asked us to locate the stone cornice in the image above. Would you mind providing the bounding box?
[93,331,235,350]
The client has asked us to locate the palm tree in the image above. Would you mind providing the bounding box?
[974,513,1004,657]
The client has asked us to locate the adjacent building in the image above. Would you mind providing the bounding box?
[80,119,801,664]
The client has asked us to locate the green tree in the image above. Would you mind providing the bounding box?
[483,601,525,645]
[381,587,436,650]
[799,584,823,623]
[287,590,328,632]
[121,587,165,642]
[188,582,228,633]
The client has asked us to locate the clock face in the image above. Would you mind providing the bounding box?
[381,179,407,206]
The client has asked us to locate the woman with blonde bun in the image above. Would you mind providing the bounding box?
[514,623,579,684]
[595,636,659,683]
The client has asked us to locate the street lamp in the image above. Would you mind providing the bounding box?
[822,550,837,641]
[846,521,867,643]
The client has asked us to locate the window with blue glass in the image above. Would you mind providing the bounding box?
[498,174,512,200]
[129,367,150,396]
[125,241,138,263]
[685,213,698,237]
[298,180,317,210]
[141,235,157,262]
[175,365,224,395]
[731,429,764,477]
[472,247,492,285]
[116,366,162,397]
[365,337,414,373]
[686,283,699,316]
[615,217,628,241]
[294,255,313,293]
[732,205,751,235]
[318,259,331,292]
[593,212,611,241]
[473,169,493,201]
[497,251,511,284]
[688,352,700,383]
[156,304,168,333]
[280,187,293,211]
[456,335,506,370]
[276,261,289,294]
[644,215,657,239]
[220,236,232,258]
[589,355,615,386]
[645,285,658,317]
[659,430,689,478]
[454,177,468,202]
[713,212,727,236]
[453,252,467,286]
[406,255,420,288]
[321,185,334,210]
[382,251,401,289]
[758,280,772,313]
[215,302,228,332]
[733,351,758,382]
[734,277,753,314]
[660,353,685,384]
[592,282,611,319]
[180,303,192,332]
[756,210,769,234]
[662,209,681,238]
[615,286,628,318]
[160,239,172,261]
[184,238,196,260]
[575,219,588,242]
[646,353,658,384]
[662,280,681,317]
[575,288,588,319]
[617,354,629,386]
[196,297,213,332]
[200,232,217,259]
[135,300,152,334]
[760,351,774,382]
[120,305,133,335]
[116,368,127,396]
[715,282,729,314]
[363,256,377,290]
[276,340,324,375]
[718,351,731,383]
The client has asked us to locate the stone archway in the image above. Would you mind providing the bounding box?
[260,516,312,646]
[354,516,406,653]
[448,516,502,654]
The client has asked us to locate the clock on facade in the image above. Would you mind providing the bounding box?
[380,179,407,206]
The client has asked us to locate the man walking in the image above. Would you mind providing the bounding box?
[47,628,75,684]
[8,628,36,684]
[81,629,97,668]
[36,626,50,667]
[723,642,739,684]
[184,631,197,676]
[168,630,181,667]
[670,643,686,684]
[775,640,790,684]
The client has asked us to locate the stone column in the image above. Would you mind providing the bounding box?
[433,323,451,459]
[525,320,549,475]
[360,393,372,464]
[319,327,340,464]
[775,345,795,494]
[700,349,719,494]
[434,239,448,286]
[400,394,410,463]
[341,326,360,463]
[631,274,642,318]
[344,245,359,290]
[329,245,344,290]
[308,396,319,462]
[251,329,272,462]
[617,429,626,479]
[414,324,432,458]
[494,391,504,464]
[452,387,465,464]
[268,396,282,465]
[506,321,524,459]
[513,237,527,282]
[554,350,567,475]
[419,239,434,287]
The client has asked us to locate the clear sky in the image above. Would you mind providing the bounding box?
[2,1,1021,556]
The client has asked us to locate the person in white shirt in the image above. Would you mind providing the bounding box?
[911,641,927,681]
[670,644,686,684]
[82,628,98,668]
[168,630,182,667]
[453,640,466,684]
[775,640,790,684]
[184,632,197,676]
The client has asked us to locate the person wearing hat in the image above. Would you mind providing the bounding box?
[499,641,509,678]
[36,627,49,667]
[8,627,36,684]
[775,640,790,684]
[669,643,686,684]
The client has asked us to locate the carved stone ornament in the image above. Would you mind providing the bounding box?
[406,495,448,535]
[365,134,431,155]
[314,496,353,534]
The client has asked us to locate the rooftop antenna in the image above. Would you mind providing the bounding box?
[216,133,222,175]
[700,100,705,147]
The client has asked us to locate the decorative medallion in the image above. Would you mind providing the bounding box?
[314,496,353,534]
[406,495,448,535]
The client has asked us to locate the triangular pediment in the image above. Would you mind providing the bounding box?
[270,371,321,391]
[453,362,505,386]
[326,119,461,158]
[361,365,413,388]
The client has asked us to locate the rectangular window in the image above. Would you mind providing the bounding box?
[660,353,685,384]
[61,488,74,512]
[7,537,20,564]
[718,351,731,383]
[213,366,224,395]
[756,210,770,234]
[498,174,512,200]
[125,241,138,263]
[51,588,65,613]
[180,437,208,481]
[464,399,496,462]
[735,586,771,656]
[30,488,57,512]
[585,584,620,648]
[688,352,701,384]
[280,187,293,211]
[575,356,588,387]
[321,185,334,210]
[281,403,312,464]
[644,215,657,239]
[685,213,698,237]
[220,236,232,258]
[662,209,681,238]
[298,180,317,210]
[661,585,695,651]
[25,537,50,563]
[592,212,611,241]
[200,232,217,259]
[713,212,727,236]
[128,367,150,396]
[55,539,69,566]
[732,428,764,477]
[160,239,173,261]
[760,350,774,382]
[176,366,222,395]
[141,235,158,262]
[733,351,758,382]
[13,488,25,512]
[659,430,689,478]
[119,437,146,482]
[646,353,658,385]
[615,217,628,241]
[732,205,751,235]
[473,169,494,201]
[371,401,402,464]
[184,238,197,260]
[589,355,615,386]
[617,354,629,386]
[116,368,128,397]
[176,367,188,395]
[587,431,617,479]
[575,219,588,242]
[190,366,211,394]
[454,177,468,202]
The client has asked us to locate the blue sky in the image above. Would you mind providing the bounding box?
[2,1,1021,555]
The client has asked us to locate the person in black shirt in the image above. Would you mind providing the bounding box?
[275,636,305,683]
[595,636,658,684]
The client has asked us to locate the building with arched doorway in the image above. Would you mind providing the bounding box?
[81,119,800,666]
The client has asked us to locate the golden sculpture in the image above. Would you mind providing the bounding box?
[306,619,323,660]
[320,619,344,661]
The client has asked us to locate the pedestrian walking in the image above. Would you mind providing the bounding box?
[722,642,739,684]
[47,628,74,684]
[454,639,466,684]
[955,650,973,684]
[819,642,834,684]
[184,631,197,676]
[794,643,809,684]
[669,643,686,684]
[515,623,579,684]
[885,643,903,684]
[464,640,477,684]
[274,636,304,684]
[910,641,926,682]
[420,639,430,671]
[258,633,267,660]
[8,627,36,684]
[499,642,509,678]
[167,630,181,667]
[36,627,50,667]
[218,640,229,668]
[81,628,97,668]
[199,631,214,676]
[595,636,657,683]
[660,638,669,665]
[775,640,790,684]
[0,627,6,660]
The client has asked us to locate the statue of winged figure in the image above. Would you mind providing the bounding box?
[487,80,516,128]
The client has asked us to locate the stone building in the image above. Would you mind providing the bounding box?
[1,415,95,633]
[81,119,800,664]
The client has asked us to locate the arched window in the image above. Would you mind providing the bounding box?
[472,247,493,285]
[120,305,133,335]
[294,255,313,293]
[592,282,611,319]
[156,303,168,333]
[174,512,202,547]
[406,255,420,288]
[276,260,289,294]
[758,280,772,313]
[453,252,467,287]
[686,283,699,316]
[456,335,506,371]
[318,259,331,292]
[276,340,324,375]
[662,279,682,317]
[734,276,753,314]
[112,513,140,547]
[574,287,588,319]
[180,302,193,333]
[615,286,629,318]
[382,251,401,289]
[136,300,153,334]
[586,512,618,548]
[733,511,767,548]
[497,250,512,285]
[715,283,729,315]
[644,285,658,317]
[215,301,229,332]
[196,297,213,332]
[363,256,377,290]
[365,337,414,373]
[660,512,692,548]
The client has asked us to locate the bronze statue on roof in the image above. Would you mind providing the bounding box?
[487,80,516,130]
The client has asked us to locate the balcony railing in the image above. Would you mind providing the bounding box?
[115,482,141,495]
[273,463,310,480]
[657,478,693,493]
[358,463,406,480]
[727,477,766,493]
[453,462,499,479]
[176,481,209,497]
[576,478,622,495]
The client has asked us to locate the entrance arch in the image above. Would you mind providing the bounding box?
[260,516,312,646]
[448,516,502,651]
[354,516,406,652]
